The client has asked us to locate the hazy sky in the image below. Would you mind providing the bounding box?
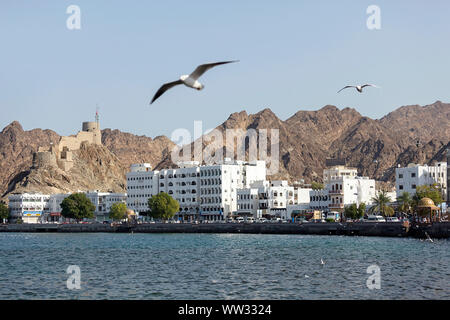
[1,1,449,138]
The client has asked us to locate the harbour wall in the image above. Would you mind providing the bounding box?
[1,222,449,238]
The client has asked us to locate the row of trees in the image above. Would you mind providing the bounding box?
[59,192,179,222]
[1,192,180,224]
[343,184,444,219]
[397,184,443,214]
[345,185,443,218]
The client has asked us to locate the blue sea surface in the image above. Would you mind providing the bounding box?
[0,233,448,299]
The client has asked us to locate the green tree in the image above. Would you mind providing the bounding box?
[357,203,366,219]
[109,202,127,221]
[0,201,9,223]
[412,184,443,207]
[370,190,393,217]
[397,192,412,213]
[311,182,324,190]
[344,203,358,220]
[60,193,95,221]
[148,192,179,221]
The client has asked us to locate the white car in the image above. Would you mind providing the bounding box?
[245,217,255,223]
[257,218,268,223]
[235,217,244,223]
[366,215,386,222]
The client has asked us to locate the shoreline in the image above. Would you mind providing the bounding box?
[1,222,449,239]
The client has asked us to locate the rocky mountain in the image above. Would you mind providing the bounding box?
[0,122,60,198]
[0,125,175,200]
[160,101,449,183]
[7,143,128,196]
[0,101,448,199]
[101,129,175,171]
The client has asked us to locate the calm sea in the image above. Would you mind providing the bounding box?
[0,233,448,299]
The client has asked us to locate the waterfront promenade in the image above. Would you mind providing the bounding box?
[1,222,449,239]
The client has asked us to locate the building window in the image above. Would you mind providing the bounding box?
[411,173,416,178]
[399,185,403,190]
[398,174,403,179]
[412,184,416,189]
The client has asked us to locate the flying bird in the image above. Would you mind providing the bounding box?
[150,60,239,104]
[337,84,380,93]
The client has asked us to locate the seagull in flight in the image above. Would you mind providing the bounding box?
[150,60,239,104]
[337,84,380,93]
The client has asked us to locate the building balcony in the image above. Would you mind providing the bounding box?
[329,190,343,195]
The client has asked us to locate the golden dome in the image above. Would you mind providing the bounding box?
[126,209,136,216]
[417,197,436,208]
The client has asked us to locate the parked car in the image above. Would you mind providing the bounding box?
[245,217,255,223]
[386,217,400,222]
[235,217,244,223]
[257,218,268,223]
[226,218,234,223]
[365,215,386,222]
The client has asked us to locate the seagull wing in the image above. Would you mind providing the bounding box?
[189,60,239,80]
[361,84,380,89]
[337,85,355,93]
[150,80,183,104]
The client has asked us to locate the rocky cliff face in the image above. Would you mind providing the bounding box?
[0,126,174,199]
[0,122,60,198]
[101,128,175,171]
[160,101,449,183]
[0,101,448,199]
[7,143,127,195]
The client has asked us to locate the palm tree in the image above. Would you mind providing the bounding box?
[397,192,412,215]
[370,190,393,217]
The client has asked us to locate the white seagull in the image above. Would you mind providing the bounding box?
[337,84,380,93]
[320,258,325,265]
[150,60,239,104]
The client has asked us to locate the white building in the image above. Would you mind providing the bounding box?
[323,165,358,184]
[8,193,50,223]
[8,191,126,223]
[126,159,266,221]
[236,180,311,219]
[447,149,450,204]
[395,162,447,200]
[324,165,376,213]
[309,189,330,211]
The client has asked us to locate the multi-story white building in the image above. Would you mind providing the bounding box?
[322,165,376,213]
[126,159,266,221]
[447,149,450,204]
[8,193,50,223]
[323,165,358,185]
[395,162,447,200]
[309,189,330,211]
[8,191,126,223]
[327,176,376,212]
[236,180,310,219]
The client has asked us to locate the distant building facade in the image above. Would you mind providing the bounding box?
[126,159,266,221]
[8,190,126,223]
[323,165,376,213]
[447,149,450,204]
[395,162,447,201]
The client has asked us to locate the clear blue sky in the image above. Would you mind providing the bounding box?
[1,1,449,138]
